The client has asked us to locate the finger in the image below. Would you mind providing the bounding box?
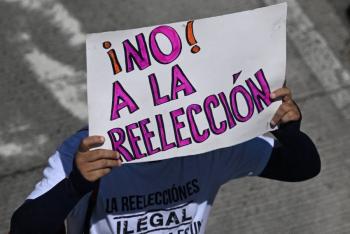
[79,136,105,152]
[86,149,120,162]
[270,87,291,100]
[281,93,293,102]
[87,158,122,171]
[270,104,291,126]
[91,168,113,180]
[280,110,301,124]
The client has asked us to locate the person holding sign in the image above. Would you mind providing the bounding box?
[10,4,321,234]
[9,86,320,234]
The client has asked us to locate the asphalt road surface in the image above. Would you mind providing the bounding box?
[1,0,350,233]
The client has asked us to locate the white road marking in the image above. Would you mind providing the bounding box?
[0,134,48,158]
[5,9,88,122]
[25,47,88,121]
[264,0,350,118]
[3,0,85,46]
[9,22,88,122]
[7,123,31,133]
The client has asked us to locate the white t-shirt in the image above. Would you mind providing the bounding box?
[27,130,273,234]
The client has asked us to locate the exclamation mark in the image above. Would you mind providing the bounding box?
[186,20,200,54]
[103,41,122,75]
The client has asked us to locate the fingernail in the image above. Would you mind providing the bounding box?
[270,93,276,99]
[270,120,275,127]
[100,136,105,142]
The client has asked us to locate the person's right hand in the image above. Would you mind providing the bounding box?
[75,136,122,182]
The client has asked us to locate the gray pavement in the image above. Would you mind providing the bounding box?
[1,0,350,233]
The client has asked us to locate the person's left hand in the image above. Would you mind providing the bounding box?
[270,87,301,128]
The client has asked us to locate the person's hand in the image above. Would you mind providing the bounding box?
[270,87,301,128]
[75,136,122,182]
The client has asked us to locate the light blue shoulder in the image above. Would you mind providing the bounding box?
[57,129,88,174]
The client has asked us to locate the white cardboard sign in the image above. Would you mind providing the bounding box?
[86,3,287,163]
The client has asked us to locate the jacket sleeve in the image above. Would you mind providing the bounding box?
[10,129,96,234]
[10,172,94,234]
[259,120,321,182]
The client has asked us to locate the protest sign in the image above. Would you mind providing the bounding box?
[86,3,287,163]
